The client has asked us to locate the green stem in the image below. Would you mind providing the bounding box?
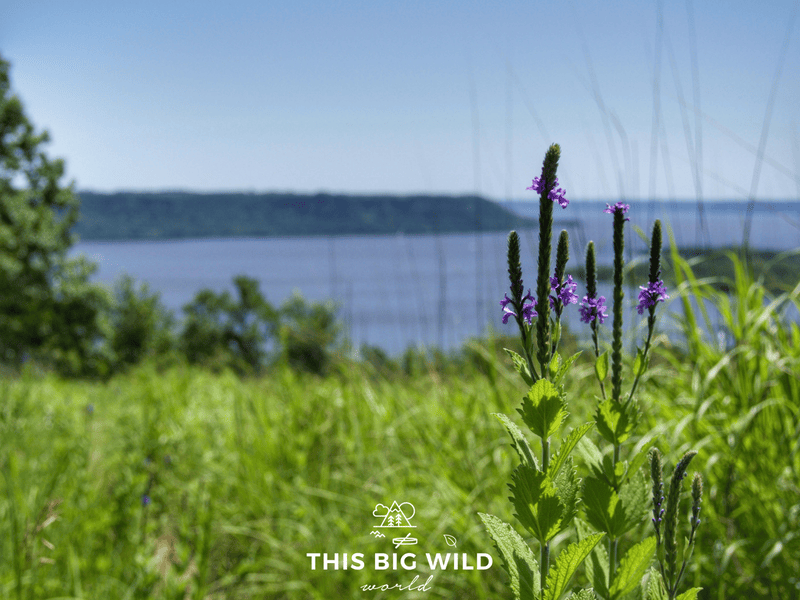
[608,443,621,587]
[517,321,540,382]
[610,210,625,403]
[626,311,656,403]
[541,437,551,584]
[591,322,607,400]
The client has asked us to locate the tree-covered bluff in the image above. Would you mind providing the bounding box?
[75,191,538,240]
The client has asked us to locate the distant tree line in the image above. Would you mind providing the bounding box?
[75,191,537,240]
[0,53,346,377]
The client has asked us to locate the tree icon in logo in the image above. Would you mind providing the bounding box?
[372,501,416,528]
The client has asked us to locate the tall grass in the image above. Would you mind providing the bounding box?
[1,242,798,598]
[640,244,800,598]
[1,353,595,599]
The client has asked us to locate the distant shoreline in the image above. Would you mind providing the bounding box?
[74,190,798,242]
[75,190,538,241]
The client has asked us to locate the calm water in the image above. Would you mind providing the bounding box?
[72,201,800,355]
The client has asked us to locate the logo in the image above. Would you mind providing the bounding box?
[307,500,493,594]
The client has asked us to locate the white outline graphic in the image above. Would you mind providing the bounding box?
[372,501,416,528]
[392,533,418,548]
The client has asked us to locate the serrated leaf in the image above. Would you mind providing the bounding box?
[505,348,535,386]
[567,590,598,600]
[645,567,668,600]
[553,351,582,387]
[675,588,702,600]
[609,536,657,599]
[519,379,568,440]
[576,436,604,479]
[479,513,540,600]
[582,474,618,535]
[494,412,539,471]
[582,474,647,538]
[554,459,580,534]
[617,472,650,534]
[576,518,609,598]
[595,399,638,445]
[542,533,604,600]
[549,422,594,479]
[511,465,564,543]
[595,351,609,382]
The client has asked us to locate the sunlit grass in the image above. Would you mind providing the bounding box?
[1,246,798,599]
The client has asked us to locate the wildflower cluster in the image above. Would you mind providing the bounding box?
[638,279,669,314]
[549,275,578,309]
[486,145,702,600]
[527,175,569,208]
[483,145,603,598]
[579,294,607,325]
[500,291,536,325]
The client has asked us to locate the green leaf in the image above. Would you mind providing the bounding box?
[576,437,604,479]
[595,351,609,382]
[549,422,594,479]
[567,590,598,600]
[518,379,568,440]
[588,543,610,598]
[624,444,652,485]
[553,458,580,534]
[594,399,638,445]
[582,474,647,538]
[542,533,604,600]
[478,513,540,600]
[582,474,618,535]
[617,472,650,534]
[576,518,609,599]
[494,413,539,471]
[633,347,647,378]
[553,351,582,387]
[645,567,668,600]
[510,465,564,543]
[505,348,535,386]
[609,536,657,599]
[675,589,702,600]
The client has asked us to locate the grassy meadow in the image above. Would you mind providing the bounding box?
[1,248,799,600]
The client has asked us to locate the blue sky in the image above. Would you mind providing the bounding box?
[2,0,799,201]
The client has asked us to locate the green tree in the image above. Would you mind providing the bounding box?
[0,53,107,373]
[179,275,278,373]
[108,275,175,367]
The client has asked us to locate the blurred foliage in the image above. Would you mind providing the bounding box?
[278,292,342,375]
[179,275,278,374]
[636,246,800,599]
[108,275,176,368]
[592,246,800,296]
[0,54,109,375]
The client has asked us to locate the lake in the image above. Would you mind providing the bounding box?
[72,200,800,355]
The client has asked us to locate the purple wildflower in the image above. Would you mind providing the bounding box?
[527,176,569,208]
[142,495,151,506]
[637,280,669,314]
[549,275,579,309]
[579,295,608,324]
[501,290,537,325]
[603,202,630,221]
[550,186,568,209]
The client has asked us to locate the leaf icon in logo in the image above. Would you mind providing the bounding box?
[443,534,457,547]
